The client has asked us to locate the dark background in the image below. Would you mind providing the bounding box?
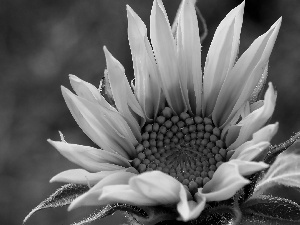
[1,0,300,224]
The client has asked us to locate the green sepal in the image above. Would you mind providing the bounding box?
[241,194,300,223]
[126,205,178,225]
[263,131,300,164]
[153,204,234,225]
[71,203,147,225]
[23,184,89,224]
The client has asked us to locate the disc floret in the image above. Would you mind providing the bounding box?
[132,107,228,195]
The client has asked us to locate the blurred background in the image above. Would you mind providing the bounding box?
[1,0,300,224]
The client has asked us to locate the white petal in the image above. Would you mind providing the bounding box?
[200,161,249,202]
[69,171,137,210]
[235,141,270,161]
[203,2,244,116]
[250,100,264,112]
[213,18,281,126]
[129,171,182,204]
[229,159,269,176]
[48,140,129,172]
[127,6,162,120]
[50,169,122,185]
[69,74,116,111]
[229,83,277,149]
[177,185,205,221]
[230,122,278,160]
[99,185,157,206]
[150,0,185,114]
[222,101,251,145]
[176,0,202,115]
[225,125,241,147]
[103,46,145,140]
[61,87,138,158]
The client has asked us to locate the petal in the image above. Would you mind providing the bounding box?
[69,171,137,210]
[229,83,277,149]
[177,185,205,221]
[222,101,249,145]
[129,171,182,204]
[61,87,137,158]
[176,0,202,115]
[200,161,249,202]
[69,74,116,110]
[127,6,163,120]
[225,125,241,147]
[213,18,281,126]
[103,46,145,140]
[203,2,244,116]
[50,167,138,185]
[230,122,278,160]
[48,140,130,172]
[150,0,185,114]
[99,185,157,206]
[234,141,270,161]
[229,159,269,176]
[50,169,122,185]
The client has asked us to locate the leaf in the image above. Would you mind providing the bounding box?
[23,184,89,224]
[71,203,147,225]
[241,194,300,222]
[253,140,300,196]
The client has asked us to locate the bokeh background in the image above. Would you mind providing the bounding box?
[1,0,300,224]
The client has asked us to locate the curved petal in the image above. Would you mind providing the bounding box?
[229,83,277,149]
[50,167,138,185]
[213,18,281,126]
[48,140,130,172]
[200,161,249,202]
[127,6,162,120]
[69,171,137,210]
[150,0,185,114]
[203,2,244,116]
[176,0,202,115]
[129,171,182,204]
[61,87,138,158]
[222,101,249,145]
[229,159,269,176]
[69,75,116,111]
[177,185,205,221]
[103,46,145,140]
[225,125,241,147]
[50,169,122,185]
[234,141,270,161]
[99,185,157,206]
[229,122,278,160]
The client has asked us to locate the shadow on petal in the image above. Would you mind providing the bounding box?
[200,161,249,202]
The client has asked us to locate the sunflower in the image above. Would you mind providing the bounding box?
[48,0,281,222]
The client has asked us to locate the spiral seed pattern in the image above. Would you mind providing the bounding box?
[132,107,228,195]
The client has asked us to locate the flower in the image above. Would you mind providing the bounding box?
[48,0,281,222]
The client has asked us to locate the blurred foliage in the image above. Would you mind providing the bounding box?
[1,0,300,224]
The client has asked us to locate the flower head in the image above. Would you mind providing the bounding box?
[49,0,281,222]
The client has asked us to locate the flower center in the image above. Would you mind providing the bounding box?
[132,107,228,195]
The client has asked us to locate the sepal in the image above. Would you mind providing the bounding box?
[127,205,178,225]
[72,203,148,225]
[263,131,300,164]
[253,139,300,196]
[23,184,89,224]
[241,194,300,223]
